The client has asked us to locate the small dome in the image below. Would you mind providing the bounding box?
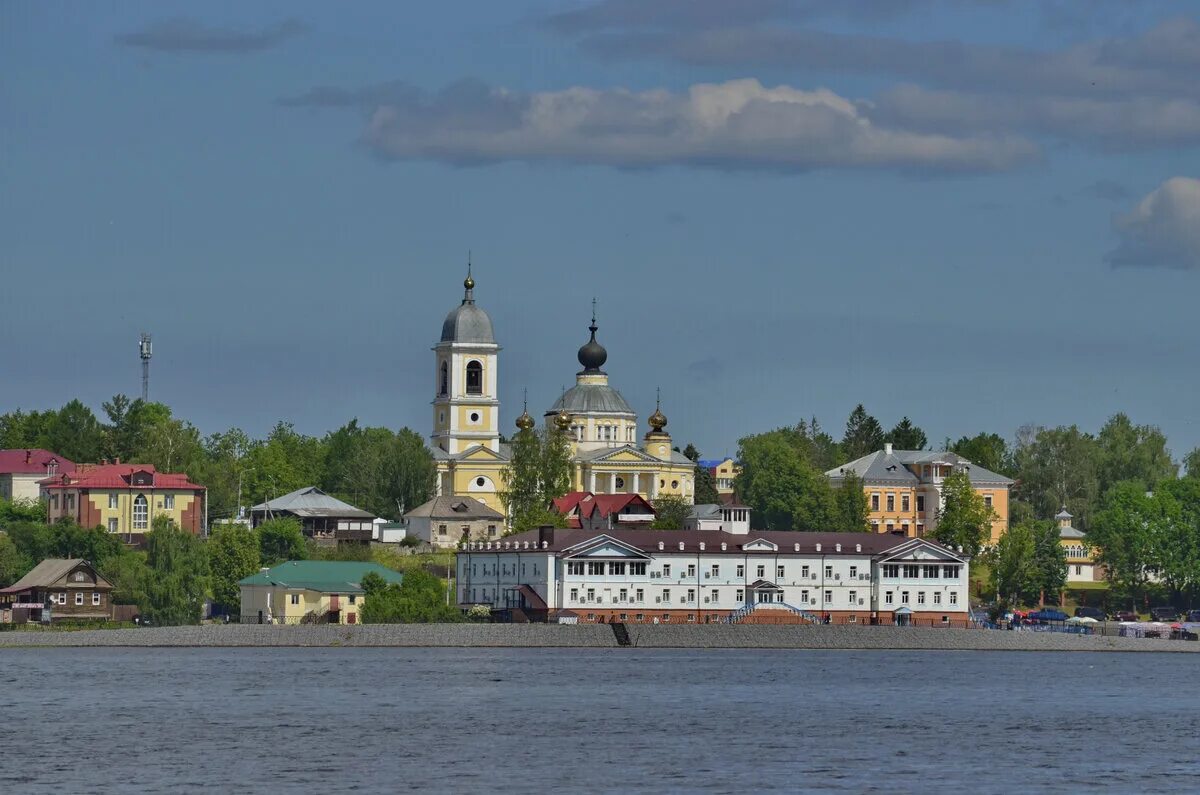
[577,320,607,372]
[549,383,635,416]
[515,410,535,431]
[648,406,668,432]
[441,303,494,344]
[554,408,572,431]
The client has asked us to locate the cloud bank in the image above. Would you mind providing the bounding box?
[116,18,306,53]
[1107,177,1200,270]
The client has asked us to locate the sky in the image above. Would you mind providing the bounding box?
[2,0,1199,462]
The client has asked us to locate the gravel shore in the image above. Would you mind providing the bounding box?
[1,623,1197,651]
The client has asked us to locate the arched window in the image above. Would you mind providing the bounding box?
[466,360,483,395]
[439,361,448,396]
[133,494,148,530]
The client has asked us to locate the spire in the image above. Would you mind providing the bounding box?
[462,251,475,304]
[577,296,608,372]
[554,386,572,431]
[516,387,535,431]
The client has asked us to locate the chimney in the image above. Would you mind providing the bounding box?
[538,525,555,547]
[884,442,893,455]
[25,450,31,464]
[114,457,121,465]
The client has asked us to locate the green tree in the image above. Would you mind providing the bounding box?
[987,522,1039,607]
[45,399,106,462]
[833,471,870,532]
[1012,425,1101,525]
[96,551,148,608]
[502,425,572,533]
[1096,413,1177,496]
[141,517,209,625]
[842,404,885,461]
[737,429,837,530]
[207,524,261,614]
[45,519,124,562]
[0,408,53,449]
[383,428,437,517]
[651,494,691,529]
[949,432,1013,477]
[886,417,927,450]
[256,517,307,565]
[1184,448,1200,480]
[1030,520,1068,600]
[1087,481,1157,603]
[682,443,700,462]
[0,533,22,588]
[931,470,995,558]
[0,496,47,524]
[693,463,721,506]
[1145,478,1200,600]
[796,417,842,472]
[539,427,573,503]
[359,568,460,623]
[192,427,253,522]
[242,422,327,506]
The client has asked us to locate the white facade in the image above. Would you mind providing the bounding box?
[456,530,970,625]
[0,473,48,504]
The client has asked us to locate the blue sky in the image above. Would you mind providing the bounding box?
[3,1,1199,461]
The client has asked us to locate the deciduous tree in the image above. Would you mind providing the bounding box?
[650,494,691,529]
[256,517,307,565]
[141,517,209,626]
[207,524,260,614]
[931,471,995,558]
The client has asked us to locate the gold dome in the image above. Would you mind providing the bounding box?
[648,407,668,432]
[554,408,572,431]
[516,410,535,431]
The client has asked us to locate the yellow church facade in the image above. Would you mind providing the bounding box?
[430,271,694,518]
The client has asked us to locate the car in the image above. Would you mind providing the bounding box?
[1185,609,1200,623]
[1073,606,1106,620]
[1112,610,1138,622]
[1028,609,1070,623]
[1150,607,1180,622]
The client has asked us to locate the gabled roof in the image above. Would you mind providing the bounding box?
[826,449,1012,485]
[250,486,373,518]
[578,492,655,520]
[1059,526,1086,540]
[0,559,111,593]
[876,537,969,563]
[404,495,504,520]
[552,492,592,515]
[38,463,203,491]
[238,560,403,593]
[688,504,723,520]
[578,445,661,463]
[0,449,75,475]
[561,534,652,559]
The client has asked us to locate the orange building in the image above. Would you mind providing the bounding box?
[40,462,206,541]
[826,443,1012,544]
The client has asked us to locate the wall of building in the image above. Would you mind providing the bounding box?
[410,515,503,548]
[1,473,47,503]
[239,586,363,624]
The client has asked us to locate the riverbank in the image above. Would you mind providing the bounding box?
[2,623,1199,651]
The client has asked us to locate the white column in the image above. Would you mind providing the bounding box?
[609,472,617,493]
[634,473,641,495]
[651,475,659,498]
[589,470,596,493]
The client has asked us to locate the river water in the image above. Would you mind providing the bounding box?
[1,647,1197,793]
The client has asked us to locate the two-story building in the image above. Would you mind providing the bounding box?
[0,449,74,504]
[1056,508,1100,585]
[404,494,505,548]
[238,560,404,625]
[684,501,751,535]
[0,559,113,623]
[826,443,1012,543]
[39,462,206,540]
[249,486,376,545]
[552,492,657,531]
[699,458,741,496]
[456,528,970,626]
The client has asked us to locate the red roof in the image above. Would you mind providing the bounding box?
[579,493,655,520]
[38,463,204,491]
[0,449,75,475]
[551,492,591,515]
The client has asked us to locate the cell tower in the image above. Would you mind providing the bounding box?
[139,332,153,401]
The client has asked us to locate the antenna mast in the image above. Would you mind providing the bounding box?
[139,332,153,401]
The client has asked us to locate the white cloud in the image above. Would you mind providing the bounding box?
[1107,177,1200,270]
[289,78,1036,174]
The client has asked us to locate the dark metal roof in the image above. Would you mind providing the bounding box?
[548,383,635,415]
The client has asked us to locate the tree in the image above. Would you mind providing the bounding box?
[651,494,691,529]
[0,533,22,588]
[886,417,927,450]
[796,417,842,472]
[1184,448,1200,480]
[842,404,884,461]
[931,471,995,558]
[682,443,700,463]
[948,432,1013,477]
[737,429,837,530]
[207,524,260,614]
[45,400,106,462]
[1012,425,1100,525]
[141,517,209,625]
[0,496,46,524]
[96,551,148,608]
[256,517,307,565]
[242,422,327,506]
[383,428,436,517]
[1087,481,1157,604]
[359,568,461,623]
[1096,413,1176,496]
[693,463,721,506]
[833,471,870,532]
[987,522,1039,607]
[192,427,253,522]
[539,427,573,503]
[0,408,53,450]
[1030,520,1067,600]
[502,426,572,533]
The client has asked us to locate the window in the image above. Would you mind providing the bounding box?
[776,565,785,578]
[587,614,596,621]
[631,563,647,576]
[619,613,627,621]
[619,589,628,602]
[824,590,833,604]
[163,494,175,509]
[609,562,626,576]
[671,480,679,489]
[801,565,810,578]
[883,564,899,578]
[885,591,894,605]
[949,592,958,605]
[686,564,696,577]
[871,493,880,511]
[984,494,993,508]
[917,495,926,512]
[290,594,300,605]
[756,565,765,578]
[942,565,960,579]
[50,493,58,508]
[801,589,809,603]
[736,589,744,602]
[586,589,595,601]
[349,595,356,605]
[108,493,118,509]
[903,564,919,578]
[923,565,940,578]
[687,614,696,623]
[133,494,148,530]
[824,565,833,578]
[933,592,941,605]
[849,565,858,578]
[567,562,584,576]
[615,477,624,489]
[108,518,119,533]
[686,589,695,603]
[465,360,483,395]
[901,591,910,604]
[736,564,745,578]
[849,590,857,603]
[92,592,101,606]
[635,589,644,602]
[75,592,84,605]
[662,564,671,577]
[711,589,719,602]
[710,564,720,577]
[487,525,497,537]
[917,592,926,605]
[1075,564,1082,575]
[570,588,579,602]
[901,494,910,512]
[662,589,671,603]
[886,523,894,533]
[635,614,644,621]
[587,562,605,576]
[886,494,895,511]
[439,361,448,395]
[438,524,447,536]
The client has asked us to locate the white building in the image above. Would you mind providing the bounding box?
[456,528,970,626]
[404,495,505,549]
[684,502,751,535]
[0,449,73,504]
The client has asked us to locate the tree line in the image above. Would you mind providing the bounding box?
[0,398,437,521]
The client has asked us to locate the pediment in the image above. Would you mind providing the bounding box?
[456,445,507,462]
[563,535,651,560]
[589,446,660,464]
[879,539,965,563]
[742,538,778,552]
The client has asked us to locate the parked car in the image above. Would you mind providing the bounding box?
[1028,609,1070,623]
[1112,610,1139,622]
[1150,606,1180,622]
[1073,606,1106,620]
[1186,609,1200,623]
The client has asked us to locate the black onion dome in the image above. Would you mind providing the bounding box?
[577,320,607,372]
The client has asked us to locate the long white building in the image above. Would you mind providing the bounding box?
[456,528,970,627]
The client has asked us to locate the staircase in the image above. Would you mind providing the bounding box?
[610,622,632,647]
[725,602,821,625]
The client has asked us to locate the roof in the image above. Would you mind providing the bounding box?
[578,492,655,520]
[826,449,1012,485]
[688,504,723,520]
[718,493,748,508]
[1,559,111,593]
[1055,509,1073,520]
[1059,526,1087,540]
[698,458,734,470]
[548,383,635,416]
[238,561,404,593]
[440,288,495,344]
[483,528,953,558]
[249,486,374,519]
[38,463,203,491]
[0,449,75,475]
[552,492,591,515]
[404,495,504,520]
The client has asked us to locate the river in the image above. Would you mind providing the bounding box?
[1,648,1196,793]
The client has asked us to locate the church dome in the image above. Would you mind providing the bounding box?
[515,410,535,431]
[549,383,635,416]
[440,271,495,344]
[577,319,607,372]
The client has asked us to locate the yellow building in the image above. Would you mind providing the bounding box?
[238,560,403,624]
[1056,508,1100,584]
[40,462,206,538]
[826,443,1011,543]
[701,457,740,495]
[431,271,695,518]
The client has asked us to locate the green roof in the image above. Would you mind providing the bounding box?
[238,560,403,593]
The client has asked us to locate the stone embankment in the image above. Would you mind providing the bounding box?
[1,624,1198,652]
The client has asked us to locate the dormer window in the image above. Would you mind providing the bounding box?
[465,360,483,395]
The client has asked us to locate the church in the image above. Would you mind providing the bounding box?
[430,269,695,518]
